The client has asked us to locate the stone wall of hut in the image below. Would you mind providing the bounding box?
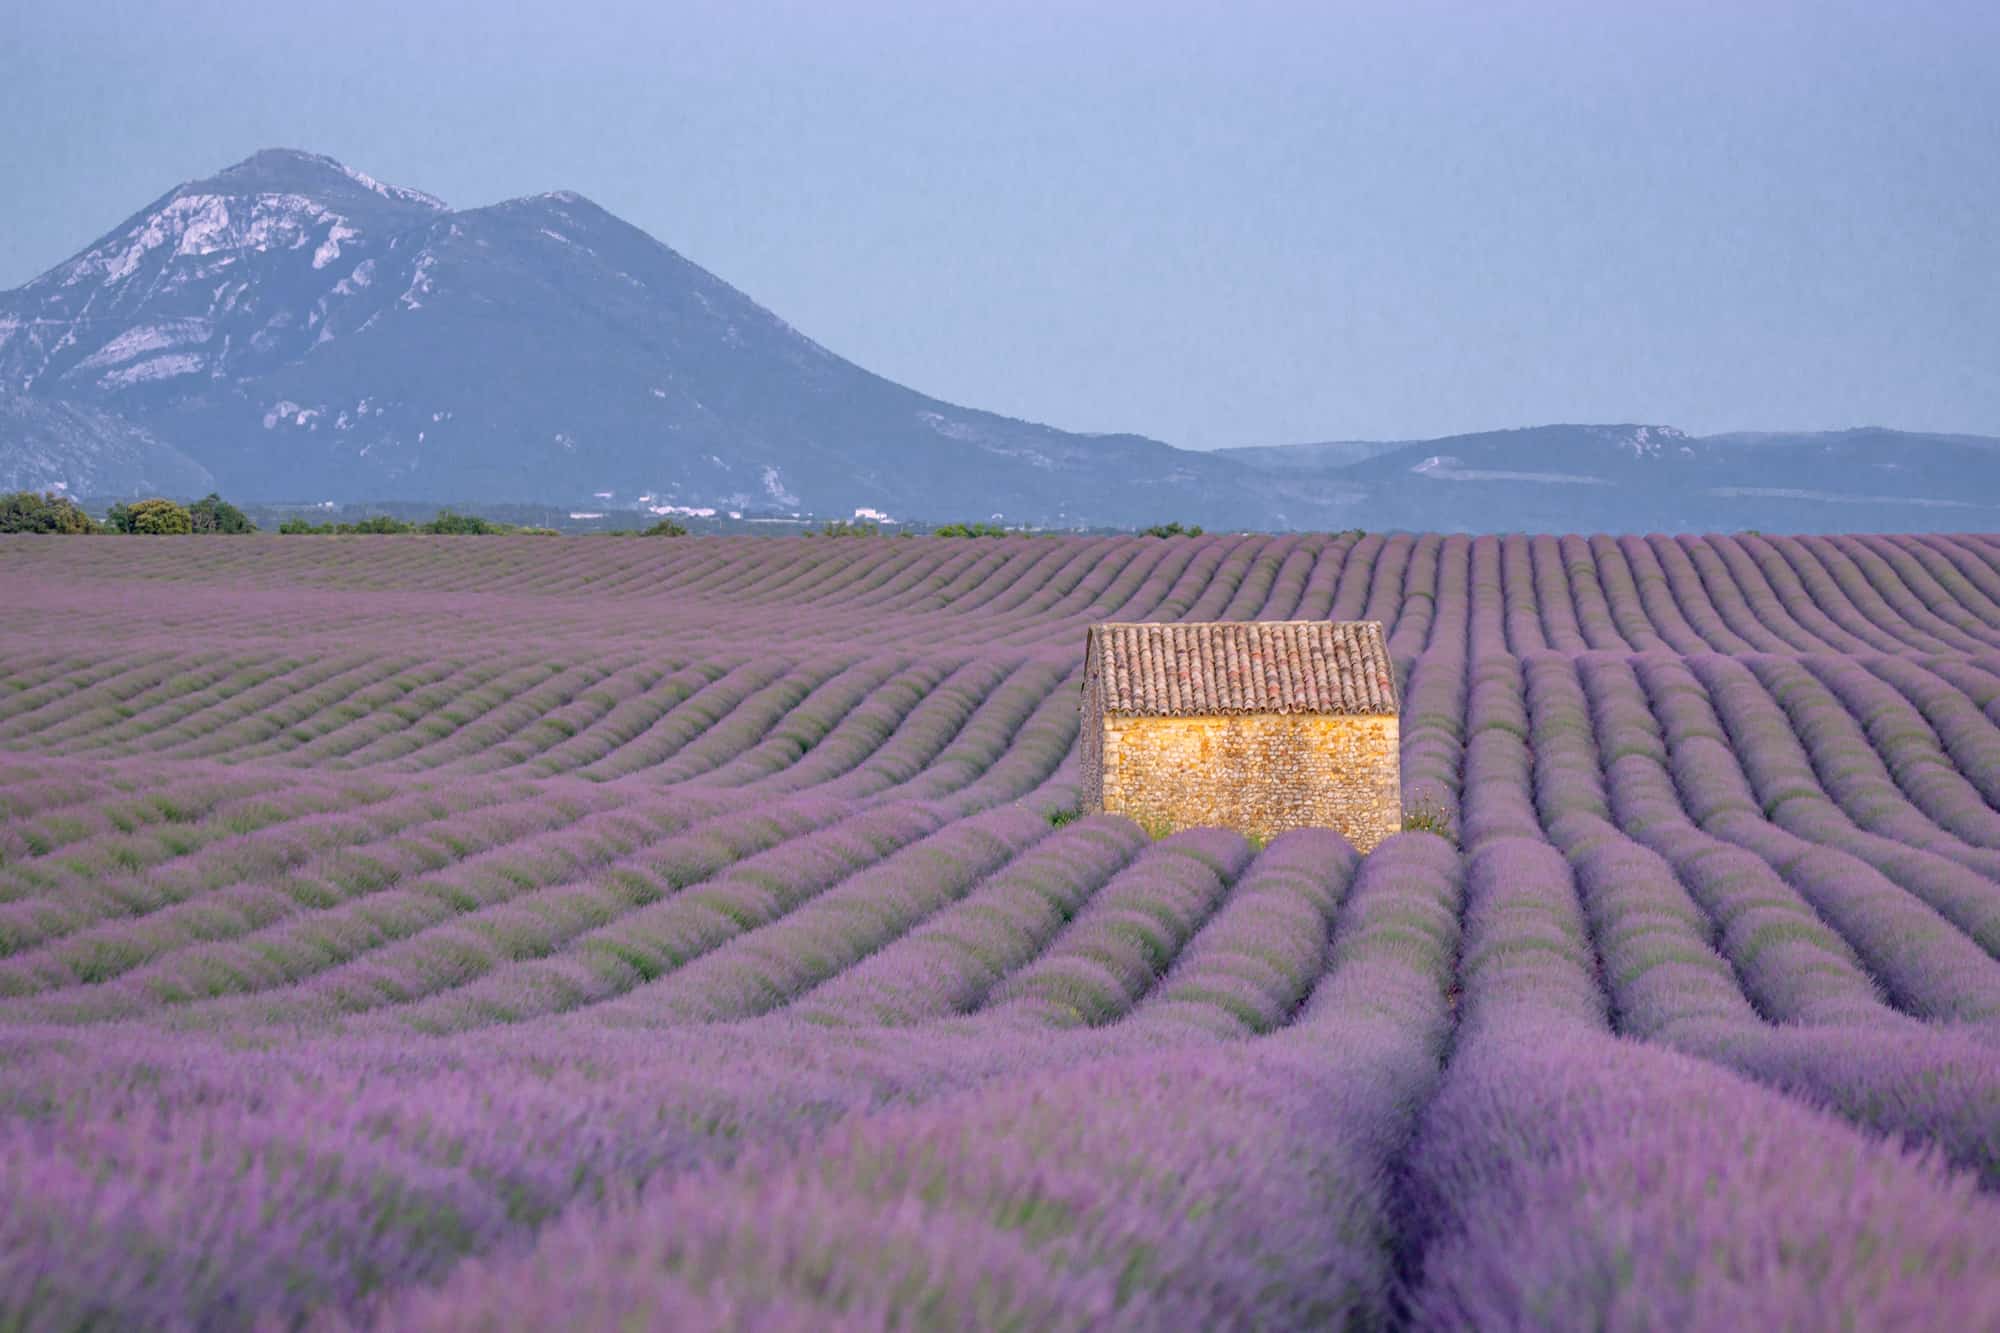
[1079,671,1106,812]
[1092,712,1401,850]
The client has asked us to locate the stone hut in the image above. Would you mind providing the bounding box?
[1079,620,1401,850]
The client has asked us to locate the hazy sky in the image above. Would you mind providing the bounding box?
[4,0,1995,447]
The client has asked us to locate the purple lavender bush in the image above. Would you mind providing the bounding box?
[1,530,1998,1330]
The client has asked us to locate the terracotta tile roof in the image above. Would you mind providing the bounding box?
[1086,620,1397,717]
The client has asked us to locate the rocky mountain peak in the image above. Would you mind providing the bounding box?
[198,148,448,213]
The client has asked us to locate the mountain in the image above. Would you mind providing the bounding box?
[0,393,213,496]
[3,150,1993,532]
[1223,424,2000,533]
[0,149,1299,527]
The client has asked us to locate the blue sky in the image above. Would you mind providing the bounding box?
[4,0,1995,447]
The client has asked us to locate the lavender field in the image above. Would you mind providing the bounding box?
[3,530,2000,1330]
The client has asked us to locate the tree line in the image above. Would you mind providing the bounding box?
[3,489,1221,539]
[0,493,624,536]
[0,491,255,534]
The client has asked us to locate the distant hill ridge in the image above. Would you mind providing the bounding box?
[1216,423,2000,532]
[2,149,1995,532]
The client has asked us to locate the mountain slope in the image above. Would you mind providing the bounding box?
[0,150,1289,525]
[1210,440,1407,472]
[0,394,214,496]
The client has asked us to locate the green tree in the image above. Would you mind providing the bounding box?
[0,490,96,533]
[1141,521,1204,538]
[640,518,688,536]
[117,498,194,535]
[188,493,257,534]
[278,514,421,534]
[811,519,879,537]
[423,509,495,535]
[349,515,416,534]
[933,521,1008,537]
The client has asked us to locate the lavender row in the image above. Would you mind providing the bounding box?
[1525,651,1890,1025]
[591,805,1052,1025]
[1404,1021,2000,1327]
[1668,653,2000,927]
[1548,655,2000,1176]
[690,659,947,789]
[1400,834,2000,1327]
[1570,808,2000,1185]
[790,815,1150,1025]
[363,801,944,1033]
[354,833,1465,1332]
[1791,654,2000,850]
[0,783,610,991]
[0,790,716,1025]
[1,773,427,927]
[1129,827,1359,1035]
[1578,652,2000,1022]
[20,533,2000,658]
[1539,765,2000,1185]
[0,767,270,868]
[0,1019,1054,1330]
[978,828,1252,1026]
